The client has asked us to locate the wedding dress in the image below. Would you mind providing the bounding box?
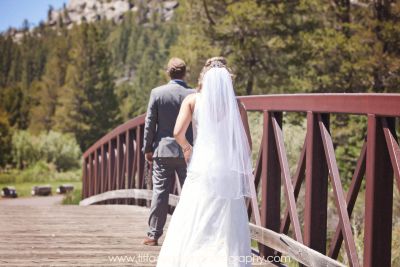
[156,68,254,267]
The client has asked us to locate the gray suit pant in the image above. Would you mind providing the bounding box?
[147,157,187,239]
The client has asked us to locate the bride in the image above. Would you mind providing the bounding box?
[156,57,258,267]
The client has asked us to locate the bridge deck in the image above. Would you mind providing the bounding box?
[0,204,275,267]
[0,204,164,266]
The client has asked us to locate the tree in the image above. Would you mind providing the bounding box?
[55,23,120,150]
[0,107,12,167]
[29,28,70,133]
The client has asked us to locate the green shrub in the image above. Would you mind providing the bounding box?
[38,131,81,171]
[11,130,81,171]
[0,108,12,167]
[11,131,40,169]
[15,160,53,183]
[0,171,16,184]
[53,168,81,182]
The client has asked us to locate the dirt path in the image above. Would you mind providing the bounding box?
[0,195,64,206]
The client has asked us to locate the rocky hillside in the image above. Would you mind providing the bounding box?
[4,0,178,41]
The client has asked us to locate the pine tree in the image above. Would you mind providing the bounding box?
[55,23,120,150]
[29,29,70,133]
[0,107,12,167]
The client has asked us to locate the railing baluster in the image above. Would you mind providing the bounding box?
[280,138,306,234]
[259,111,281,258]
[88,153,93,197]
[382,117,400,191]
[110,139,117,203]
[318,114,360,267]
[116,135,121,191]
[107,141,112,204]
[94,149,99,196]
[125,130,132,204]
[364,115,394,267]
[82,157,87,199]
[101,145,106,195]
[271,112,303,243]
[329,142,366,259]
[304,112,329,255]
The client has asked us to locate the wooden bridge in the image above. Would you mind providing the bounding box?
[12,94,399,266]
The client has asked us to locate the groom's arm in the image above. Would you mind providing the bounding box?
[142,90,158,156]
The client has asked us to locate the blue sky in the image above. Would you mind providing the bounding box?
[0,0,67,32]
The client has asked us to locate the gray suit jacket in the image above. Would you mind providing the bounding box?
[142,80,196,158]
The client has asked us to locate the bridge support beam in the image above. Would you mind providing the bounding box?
[363,115,394,267]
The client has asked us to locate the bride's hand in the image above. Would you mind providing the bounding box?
[183,146,192,164]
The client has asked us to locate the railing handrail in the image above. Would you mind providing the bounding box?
[82,93,400,158]
[83,114,145,158]
[238,93,400,116]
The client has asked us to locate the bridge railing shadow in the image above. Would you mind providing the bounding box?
[81,93,400,267]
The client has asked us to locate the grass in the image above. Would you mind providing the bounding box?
[0,181,82,198]
[62,188,82,205]
[0,162,82,199]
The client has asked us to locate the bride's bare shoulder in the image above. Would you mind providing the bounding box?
[182,92,198,113]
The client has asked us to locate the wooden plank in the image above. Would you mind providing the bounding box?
[249,223,345,267]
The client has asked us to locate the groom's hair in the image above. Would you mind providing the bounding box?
[167,57,186,80]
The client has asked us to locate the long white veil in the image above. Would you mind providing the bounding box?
[187,67,254,199]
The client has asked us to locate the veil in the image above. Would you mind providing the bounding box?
[186,67,254,199]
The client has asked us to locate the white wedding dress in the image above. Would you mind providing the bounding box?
[156,89,253,267]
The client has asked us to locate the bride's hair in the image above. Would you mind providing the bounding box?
[197,56,234,91]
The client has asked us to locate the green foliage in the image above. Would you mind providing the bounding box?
[38,131,81,171]
[171,0,400,95]
[0,161,80,186]
[62,188,82,205]
[12,130,40,169]
[15,160,53,183]
[11,130,81,170]
[111,11,178,119]
[54,22,120,150]
[0,107,12,166]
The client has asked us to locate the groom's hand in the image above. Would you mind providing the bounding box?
[145,152,153,163]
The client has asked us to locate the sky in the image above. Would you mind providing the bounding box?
[0,0,67,32]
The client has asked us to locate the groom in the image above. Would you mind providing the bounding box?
[142,58,195,246]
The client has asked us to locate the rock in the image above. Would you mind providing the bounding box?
[3,0,179,40]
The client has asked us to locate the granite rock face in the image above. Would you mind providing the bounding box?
[4,0,179,40]
[49,0,178,27]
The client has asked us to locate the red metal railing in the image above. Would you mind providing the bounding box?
[81,93,400,267]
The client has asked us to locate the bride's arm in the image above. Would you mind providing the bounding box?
[174,94,195,161]
[237,100,252,151]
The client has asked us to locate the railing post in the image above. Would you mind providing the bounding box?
[136,125,145,206]
[101,145,106,194]
[304,112,329,254]
[126,130,134,204]
[82,157,87,199]
[88,153,93,197]
[109,139,116,203]
[364,115,394,267]
[94,149,99,196]
[259,111,281,258]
